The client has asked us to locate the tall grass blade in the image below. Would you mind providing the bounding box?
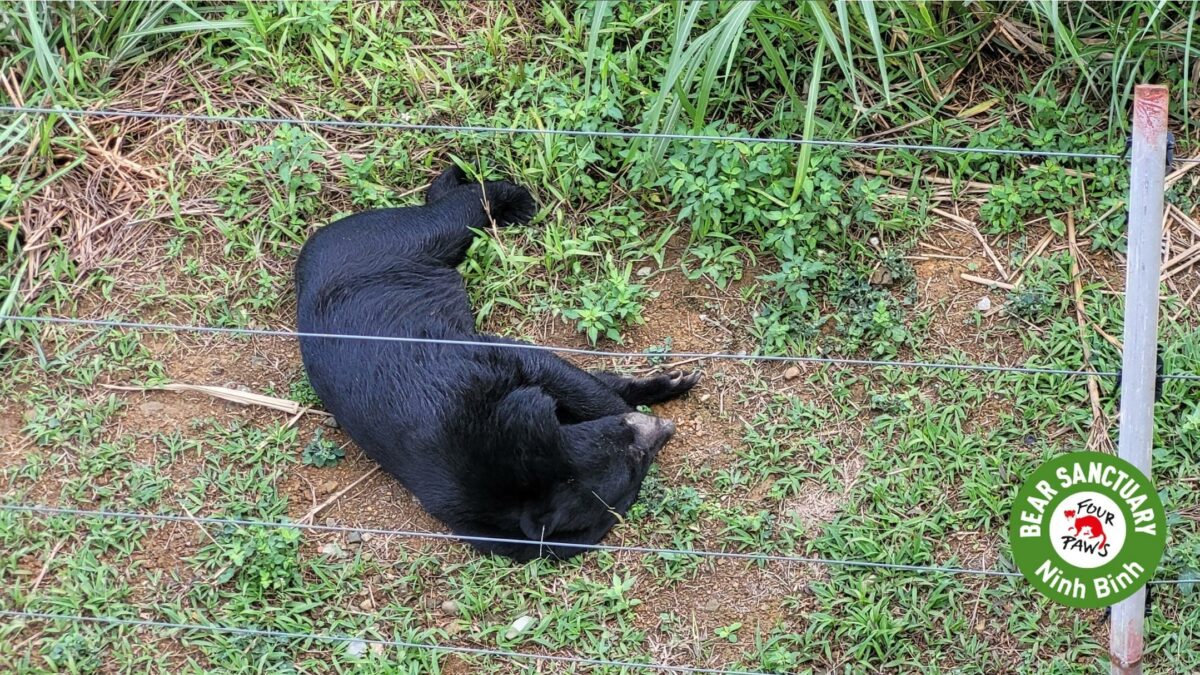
[791,37,826,203]
[805,1,860,107]
[584,1,614,90]
[20,0,62,90]
[833,0,858,89]
[642,0,704,135]
[690,1,756,129]
[1026,0,1097,99]
[652,29,717,160]
[858,0,890,104]
[1186,1,1197,138]
[751,18,800,115]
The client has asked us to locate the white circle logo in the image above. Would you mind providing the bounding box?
[1050,491,1126,569]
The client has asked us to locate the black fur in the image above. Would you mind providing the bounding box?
[295,165,700,561]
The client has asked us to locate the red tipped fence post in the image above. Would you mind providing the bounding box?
[1109,84,1169,675]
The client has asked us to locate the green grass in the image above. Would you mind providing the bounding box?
[1,0,1200,673]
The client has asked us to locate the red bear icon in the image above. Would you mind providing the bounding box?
[1064,509,1107,549]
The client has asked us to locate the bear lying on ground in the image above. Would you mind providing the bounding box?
[294,165,699,560]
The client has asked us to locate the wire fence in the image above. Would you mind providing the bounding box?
[4,503,1193,586]
[1,99,1197,671]
[0,104,1130,160]
[0,503,1022,578]
[7,313,1177,379]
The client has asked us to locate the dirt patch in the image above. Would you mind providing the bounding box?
[629,557,806,668]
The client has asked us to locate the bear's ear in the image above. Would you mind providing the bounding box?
[426,164,468,204]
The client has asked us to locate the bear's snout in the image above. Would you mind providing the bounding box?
[624,412,675,458]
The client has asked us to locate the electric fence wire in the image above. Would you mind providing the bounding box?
[0,503,1023,578]
[0,104,1129,160]
[6,313,1183,379]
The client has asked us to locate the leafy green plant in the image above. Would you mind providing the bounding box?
[681,236,750,289]
[562,257,651,344]
[43,630,103,673]
[715,622,743,643]
[1004,253,1072,324]
[303,430,344,468]
[289,374,322,407]
[657,132,795,239]
[1180,403,1200,438]
[760,254,828,314]
[643,337,675,366]
[23,392,125,449]
[208,526,303,594]
[586,198,677,266]
[210,125,327,256]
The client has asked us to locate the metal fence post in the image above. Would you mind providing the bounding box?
[1110,84,1169,675]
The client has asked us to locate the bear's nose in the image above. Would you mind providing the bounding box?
[624,412,675,455]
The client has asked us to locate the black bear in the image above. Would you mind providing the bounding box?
[294,165,700,560]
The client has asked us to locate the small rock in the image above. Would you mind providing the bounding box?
[505,615,536,640]
[318,480,338,495]
[139,401,166,416]
[701,599,721,612]
[440,600,460,616]
[783,367,801,381]
[319,542,348,558]
[362,532,374,542]
[323,416,340,429]
[370,643,384,656]
[637,266,653,277]
[976,296,992,312]
[359,598,374,610]
[347,531,363,545]
[869,236,881,247]
[699,394,711,403]
[346,639,367,658]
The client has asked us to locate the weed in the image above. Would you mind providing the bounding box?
[208,126,328,258]
[681,236,750,289]
[202,526,304,595]
[302,430,344,468]
[1004,253,1072,324]
[288,373,322,407]
[561,257,651,344]
[23,392,125,449]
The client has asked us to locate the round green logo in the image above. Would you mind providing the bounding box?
[1009,451,1166,608]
